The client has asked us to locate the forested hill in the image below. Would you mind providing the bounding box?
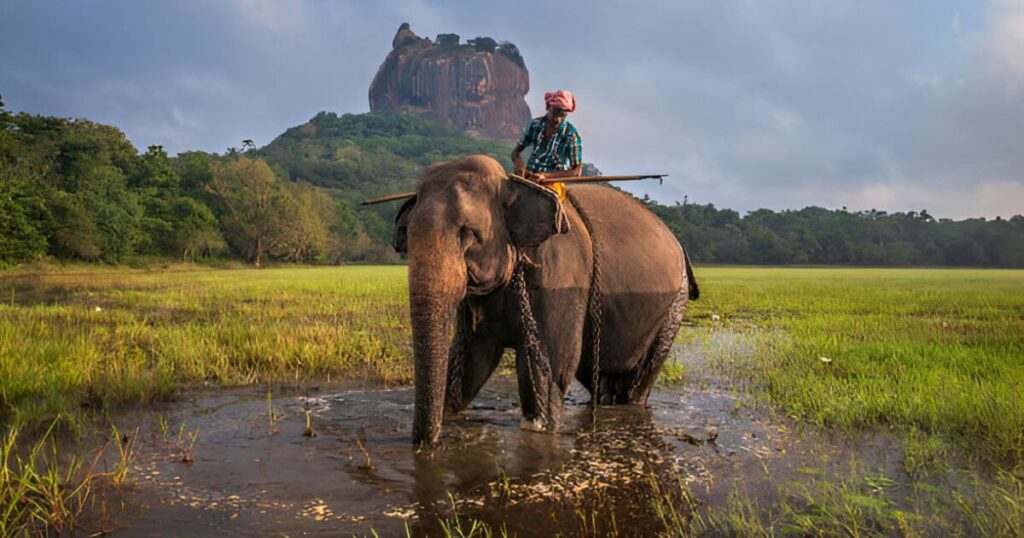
[1,109,1021,268]
[257,110,511,198]
[255,111,512,257]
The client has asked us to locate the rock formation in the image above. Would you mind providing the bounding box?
[369,24,532,143]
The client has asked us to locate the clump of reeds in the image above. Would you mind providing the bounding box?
[1,420,137,535]
[174,423,199,465]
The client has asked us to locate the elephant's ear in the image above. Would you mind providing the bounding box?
[393,195,417,253]
[503,176,563,247]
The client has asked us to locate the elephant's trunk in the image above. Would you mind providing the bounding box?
[408,219,466,446]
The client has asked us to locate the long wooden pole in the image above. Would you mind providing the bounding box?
[360,191,417,205]
[511,173,668,185]
[360,173,668,205]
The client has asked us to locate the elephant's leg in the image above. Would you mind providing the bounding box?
[626,284,689,404]
[515,345,570,432]
[513,218,592,431]
[514,346,540,422]
[574,322,600,401]
[444,337,504,414]
[515,293,586,431]
[598,374,631,404]
[574,357,595,396]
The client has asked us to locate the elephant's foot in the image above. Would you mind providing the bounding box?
[519,417,546,432]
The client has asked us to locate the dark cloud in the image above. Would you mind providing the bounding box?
[2,0,1020,218]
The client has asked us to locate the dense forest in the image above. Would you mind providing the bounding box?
[650,202,1023,267]
[1,109,1021,268]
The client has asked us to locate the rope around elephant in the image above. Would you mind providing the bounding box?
[512,252,557,428]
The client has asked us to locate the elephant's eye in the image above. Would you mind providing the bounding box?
[459,226,481,249]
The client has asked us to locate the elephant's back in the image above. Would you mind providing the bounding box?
[566,184,684,292]
[566,184,685,373]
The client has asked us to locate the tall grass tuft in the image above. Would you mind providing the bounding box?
[1,420,140,535]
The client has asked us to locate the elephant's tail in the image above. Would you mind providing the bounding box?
[683,246,699,300]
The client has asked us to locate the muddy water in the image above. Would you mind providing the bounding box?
[82,360,917,538]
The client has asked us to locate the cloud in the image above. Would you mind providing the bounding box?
[843,179,1024,220]
[227,0,310,36]
[1,0,1019,219]
[982,0,1024,80]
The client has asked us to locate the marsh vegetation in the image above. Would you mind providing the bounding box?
[1,265,1021,535]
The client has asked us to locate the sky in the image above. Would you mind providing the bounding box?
[2,0,1022,219]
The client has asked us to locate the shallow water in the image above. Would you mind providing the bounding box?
[75,356,929,537]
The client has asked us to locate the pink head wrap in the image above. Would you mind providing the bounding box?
[544,90,576,113]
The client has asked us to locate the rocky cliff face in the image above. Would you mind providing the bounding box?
[369,24,532,143]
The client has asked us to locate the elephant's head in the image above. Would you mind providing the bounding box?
[394,155,563,446]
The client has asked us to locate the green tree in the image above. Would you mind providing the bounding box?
[45,192,102,260]
[468,36,498,52]
[133,145,182,255]
[266,182,329,263]
[207,157,283,267]
[436,33,460,47]
[168,197,225,262]
[0,164,47,263]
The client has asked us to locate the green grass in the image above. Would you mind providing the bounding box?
[1,264,1022,534]
[651,469,1023,537]
[1,419,137,536]
[678,267,1024,467]
[3,265,1023,468]
[0,266,411,429]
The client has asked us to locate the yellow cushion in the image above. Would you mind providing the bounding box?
[547,181,567,201]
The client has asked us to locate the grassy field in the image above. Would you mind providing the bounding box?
[682,266,1024,467]
[0,265,413,430]
[1,264,1023,534]
[2,265,1022,464]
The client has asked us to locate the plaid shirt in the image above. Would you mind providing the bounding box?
[517,117,583,173]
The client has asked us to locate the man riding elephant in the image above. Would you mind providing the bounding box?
[394,153,699,446]
[511,90,582,201]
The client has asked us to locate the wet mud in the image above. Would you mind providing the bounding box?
[78,352,931,537]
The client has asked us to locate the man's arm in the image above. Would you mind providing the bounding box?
[511,144,527,176]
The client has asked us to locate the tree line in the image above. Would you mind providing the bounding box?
[0,112,355,267]
[648,199,1023,267]
[1,109,1020,268]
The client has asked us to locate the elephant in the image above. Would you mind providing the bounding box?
[394,155,698,446]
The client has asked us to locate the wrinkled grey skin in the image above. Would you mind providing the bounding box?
[397,155,698,446]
